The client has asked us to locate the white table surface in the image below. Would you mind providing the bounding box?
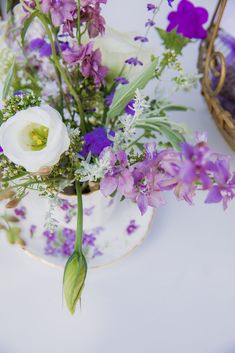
[1,1,235,353]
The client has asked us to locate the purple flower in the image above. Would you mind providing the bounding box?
[81,2,106,38]
[147,3,157,12]
[100,150,134,197]
[145,19,156,27]
[167,0,174,6]
[105,91,115,107]
[134,36,149,43]
[63,42,108,87]
[125,57,143,66]
[29,38,52,57]
[79,127,114,157]
[167,0,208,39]
[0,146,3,153]
[127,160,165,215]
[205,159,235,209]
[41,0,76,27]
[125,100,135,116]
[114,76,129,85]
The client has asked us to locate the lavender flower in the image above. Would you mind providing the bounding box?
[167,0,208,39]
[134,36,149,43]
[114,76,129,85]
[145,19,156,27]
[125,57,143,66]
[147,3,157,12]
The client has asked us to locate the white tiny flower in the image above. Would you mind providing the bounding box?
[0,105,70,173]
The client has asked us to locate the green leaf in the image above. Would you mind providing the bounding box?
[7,0,19,12]
[107,58,158,120]
[63,251,87,315]
[6,227,21,244]
[0,110,3,125]
[160,105,189,112]
[2,60,15,100]
[21,10,40,47]
[156,28,190,55]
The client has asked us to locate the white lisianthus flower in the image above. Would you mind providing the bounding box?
[93,27,154,82]
[0,105,70,173]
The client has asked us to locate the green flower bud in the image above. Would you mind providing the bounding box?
[63,251,87,315]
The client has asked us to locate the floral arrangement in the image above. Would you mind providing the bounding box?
[0,0,233,314]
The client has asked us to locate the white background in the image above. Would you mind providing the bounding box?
[1,1,235,353]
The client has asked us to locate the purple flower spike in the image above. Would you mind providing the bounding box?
[39,42,52,57]
[134,36,149,43]
[167,0,209,39]
[125,57,143,66]
[0,146,3,153]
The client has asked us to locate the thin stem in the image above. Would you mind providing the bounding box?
[19,0,33,12]
[75,181,83,254]
[33,6,86,133]
[127,133,145,150]
[77,0,81,45]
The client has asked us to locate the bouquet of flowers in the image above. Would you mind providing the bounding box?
[0,0,234,314]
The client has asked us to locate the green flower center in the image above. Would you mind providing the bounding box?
[20,123,49,151]
[29,124,49,151]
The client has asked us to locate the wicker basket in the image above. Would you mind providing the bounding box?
[198,0,235,151]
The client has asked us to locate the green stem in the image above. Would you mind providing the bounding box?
[127,133,145,150]
[75,181,83,254]
[77,0,81,45]
[34,9,86,133]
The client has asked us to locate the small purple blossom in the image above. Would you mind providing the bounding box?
[0,146,3,153]
[145,19,156,27]
[114,76,129,85]
[167,0,174,7]
[125,57,143,66]
[63,42,108,87]
[205,159,235,209]
[167,0,209,39]
[125,100,135,116]
[100,150,134,197]
[41,0,76,27]
[81,1,106,38]
[147,3,157,12]
[134,36,149,43]
[79,127,114,158]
